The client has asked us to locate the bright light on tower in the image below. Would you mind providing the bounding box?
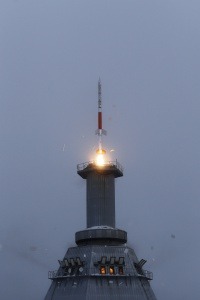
[95,149,106,167]
[96,154,105,166]
[96,154,105,167]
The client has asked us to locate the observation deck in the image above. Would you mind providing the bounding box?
[77,160,123,179]
[48,269,153,281]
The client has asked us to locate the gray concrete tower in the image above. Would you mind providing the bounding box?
[45,82,157,300]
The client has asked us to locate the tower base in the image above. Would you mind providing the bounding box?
[45,244,157,300]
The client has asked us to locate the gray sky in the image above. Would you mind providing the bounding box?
[1,0,200,299]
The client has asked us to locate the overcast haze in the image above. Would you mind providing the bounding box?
[1,1,200,299]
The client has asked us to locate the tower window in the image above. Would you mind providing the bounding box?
[101,256,107,264]
[100,266,106,274]
[118,266,124,275]
[118,257,124,265]
[70,258,75,266]
[110,257,115,265]
[109,266,115,275]
[64,259,69,267]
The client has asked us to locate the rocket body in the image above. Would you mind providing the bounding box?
[96,79,106,136]
[97,79,102,133]
[96,79,106,154]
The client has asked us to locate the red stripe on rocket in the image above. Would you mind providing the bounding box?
[98,112,102,129]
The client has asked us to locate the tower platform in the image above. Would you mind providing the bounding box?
[75,226,127,245]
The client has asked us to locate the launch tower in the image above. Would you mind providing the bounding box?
[45,81,157,299]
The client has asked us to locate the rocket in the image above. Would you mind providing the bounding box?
[95,79,107,154]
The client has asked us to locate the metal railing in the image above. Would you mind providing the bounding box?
[77,160,123,173]
[48,268,152,280]
[141,270,153,280]
[77,161,92,171]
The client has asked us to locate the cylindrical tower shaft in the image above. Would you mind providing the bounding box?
[87,172,115,228]
[76,162,126,245]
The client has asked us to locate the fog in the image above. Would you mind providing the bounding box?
[1,1,200,299]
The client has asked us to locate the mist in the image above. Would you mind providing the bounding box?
[1,1,200,299]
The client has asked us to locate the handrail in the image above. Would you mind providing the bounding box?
[48,268,152,280]
[140,270,153,280]
[77,160,123,173]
